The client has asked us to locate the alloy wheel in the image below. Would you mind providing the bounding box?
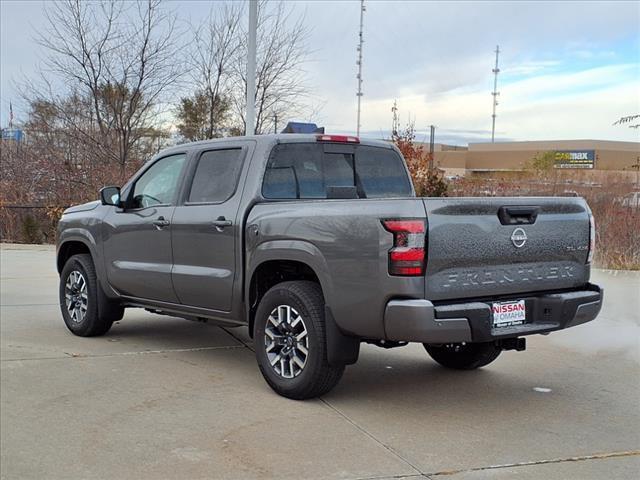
[264,305,309,379]
[64,270,88,323]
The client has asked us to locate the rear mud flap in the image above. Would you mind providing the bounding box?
[325,306,360,366]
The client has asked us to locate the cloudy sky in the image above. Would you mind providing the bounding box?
[1,0,639,144]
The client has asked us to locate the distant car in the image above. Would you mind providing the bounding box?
[620,191,640,208]
[562,190,579,197]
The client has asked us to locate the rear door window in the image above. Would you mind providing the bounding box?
[262,143,412,199]
[188,148,244,203]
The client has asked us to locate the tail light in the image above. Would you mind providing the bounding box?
[382,219,426,276]
[587,213,595,263]
[316,134,360,143]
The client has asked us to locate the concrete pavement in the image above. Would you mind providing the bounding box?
[1,244,639,479]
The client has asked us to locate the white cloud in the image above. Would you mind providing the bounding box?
[571,49,617,60]
[341,64,640,144]
[2,0,639,144]
[502,60,562,77]
[499,82,640,141]
[501,64,639,101]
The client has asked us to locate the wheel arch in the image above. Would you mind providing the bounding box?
[57,238,94,274]
[246,240,335,335]
[247,258,325,338]
[56,229,109,293]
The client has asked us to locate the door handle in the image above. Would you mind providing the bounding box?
[212,216,232,231]
[152,216,170,229]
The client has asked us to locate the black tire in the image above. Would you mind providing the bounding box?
[59,253,122,337]
[253,281,345,400]
[424,342,502,370]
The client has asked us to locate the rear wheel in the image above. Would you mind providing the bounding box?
[254,281,344,399]
[424,342,501,370]
[59,254,122,337]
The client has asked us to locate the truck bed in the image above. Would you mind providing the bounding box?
[246,195,592,339]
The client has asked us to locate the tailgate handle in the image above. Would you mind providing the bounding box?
[498,206,539,225]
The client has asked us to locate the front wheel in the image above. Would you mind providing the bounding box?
[59,254,120,337]
[424,342,502,370]
[253,281,345,400]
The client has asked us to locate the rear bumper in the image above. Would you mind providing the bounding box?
[383,283,603,343]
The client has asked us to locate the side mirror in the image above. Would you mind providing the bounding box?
[100,186,121,207]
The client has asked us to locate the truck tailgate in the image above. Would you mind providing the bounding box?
[423,197,591,301]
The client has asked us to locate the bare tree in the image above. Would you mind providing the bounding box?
[177,3,242,140]
[232,1,313,135]
[27,0,182,171]
[177,1,313,138]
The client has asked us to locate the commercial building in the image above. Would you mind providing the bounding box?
[431,139,639,180]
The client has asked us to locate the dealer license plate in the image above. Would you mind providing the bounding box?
[492,300,526,327]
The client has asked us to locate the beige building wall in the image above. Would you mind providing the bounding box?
[432,140,639,175]
[468,139,638,152]
[595,149,639,170]
[434,150,467,176]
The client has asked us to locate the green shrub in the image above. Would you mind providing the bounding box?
[21,214,42,243]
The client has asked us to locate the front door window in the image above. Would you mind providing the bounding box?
[131,154,186,208]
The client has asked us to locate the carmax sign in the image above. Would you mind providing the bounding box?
[554,150,595,169]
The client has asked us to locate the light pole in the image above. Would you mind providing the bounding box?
[246,0,257,136]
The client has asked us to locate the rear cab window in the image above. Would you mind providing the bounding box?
[262,143,413,199]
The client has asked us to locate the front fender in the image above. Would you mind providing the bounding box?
[56,229,114,297]
[57,229,99,266]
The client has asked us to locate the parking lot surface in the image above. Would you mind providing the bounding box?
[1,244,639,479]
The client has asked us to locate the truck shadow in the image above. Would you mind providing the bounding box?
[321,344,573,412]
[104,315,604,418]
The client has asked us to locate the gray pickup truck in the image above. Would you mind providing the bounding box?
[57,134,603,399]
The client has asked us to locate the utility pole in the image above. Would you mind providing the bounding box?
[491,45,500,143]
[246,0,257,136]
[429,125,435,170]
[356,0,366,136]
[274,113,278,134]
[391,100,399,137]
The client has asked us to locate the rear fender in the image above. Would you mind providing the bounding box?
[245,239,334,309]
[246,240,359,366]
